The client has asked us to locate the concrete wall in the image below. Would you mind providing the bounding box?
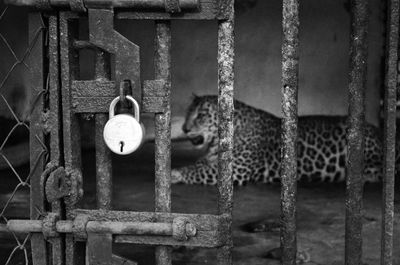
[0,0,385,136]
[115,0,385,138]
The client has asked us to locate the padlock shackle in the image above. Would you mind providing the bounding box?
[109,96,140,122]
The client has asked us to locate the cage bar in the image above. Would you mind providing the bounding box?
[59,13,85,265]
[28,12,49,265]
[280,0,299,264]
[345,0,369,264]
[217,0,234,264]
[381,0,399,264]
[89,42,114,265]
[94,50,112,211]
[154,21,173,265]
[48,14,65,265]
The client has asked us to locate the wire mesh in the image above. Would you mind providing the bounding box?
[0,5,48,265]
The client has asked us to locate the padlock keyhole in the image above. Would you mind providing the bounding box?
[120,141,125,152]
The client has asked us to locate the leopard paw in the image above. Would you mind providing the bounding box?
[171,169,185,184]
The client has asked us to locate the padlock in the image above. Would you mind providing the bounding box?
[103,96,144,155]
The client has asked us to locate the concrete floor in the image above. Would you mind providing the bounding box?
[0,142,399,265]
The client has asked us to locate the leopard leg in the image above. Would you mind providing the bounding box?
[171,158,219,185]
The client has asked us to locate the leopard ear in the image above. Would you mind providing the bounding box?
[192,92,199,99]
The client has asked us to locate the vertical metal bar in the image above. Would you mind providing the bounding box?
[60,13,84,265]
[49,14,65,265]
[345,0,369,264]
[154,21,172,265]
[94,50,112,210]
[95,114,112,209]
[28,12,49,265]
[381,0,399,264]
[281,0,299,264]
[86,45,114,265]
[217,2,234,264]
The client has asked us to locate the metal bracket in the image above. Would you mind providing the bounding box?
[88,8,140,102]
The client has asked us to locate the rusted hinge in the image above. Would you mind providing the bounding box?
[42,162,83,205]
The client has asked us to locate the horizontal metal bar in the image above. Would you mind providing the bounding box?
[5,220,195,237]
[72,209,225,231]
[74,209,231,247]
[115,230,224,248]
[5,0,199,11]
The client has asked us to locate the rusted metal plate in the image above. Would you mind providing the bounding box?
[28,12,49,265]
[88,9,141,102]
[142,80,168,113]
[72,97,115,113]
[71,81,116,98]
[280,0,299,264]
[345,0,369,264]
[71,81,116,113]
[381,0,399,264]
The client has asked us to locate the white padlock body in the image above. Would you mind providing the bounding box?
[103,114,143,155]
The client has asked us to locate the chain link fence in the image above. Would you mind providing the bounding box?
[0,5,48,265]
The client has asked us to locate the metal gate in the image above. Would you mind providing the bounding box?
[1,0,234,264]
[0,0,398,264]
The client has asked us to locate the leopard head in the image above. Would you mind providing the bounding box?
[182,95,219,150]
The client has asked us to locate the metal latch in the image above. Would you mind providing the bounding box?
[6,214,197,241]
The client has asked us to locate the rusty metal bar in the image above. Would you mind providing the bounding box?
[48,14,65,265]
[28,12,49,265]
[5,0,199,11]
[95,114,112,209]
[60,13,84,265]
[90,38,114,265]
[345,0,369,264]
[154,20,172,265]
[280,0,299,264]
[381,0,399,264]
[94,50,112,211]
[76,209,229,247]
[217,0,234,264]
[6,220,195,236]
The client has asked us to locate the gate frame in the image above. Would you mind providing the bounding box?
[23,1,236,264]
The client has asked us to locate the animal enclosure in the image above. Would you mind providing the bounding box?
[0,0,398,265]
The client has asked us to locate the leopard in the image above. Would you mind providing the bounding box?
[171,94,391,186]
